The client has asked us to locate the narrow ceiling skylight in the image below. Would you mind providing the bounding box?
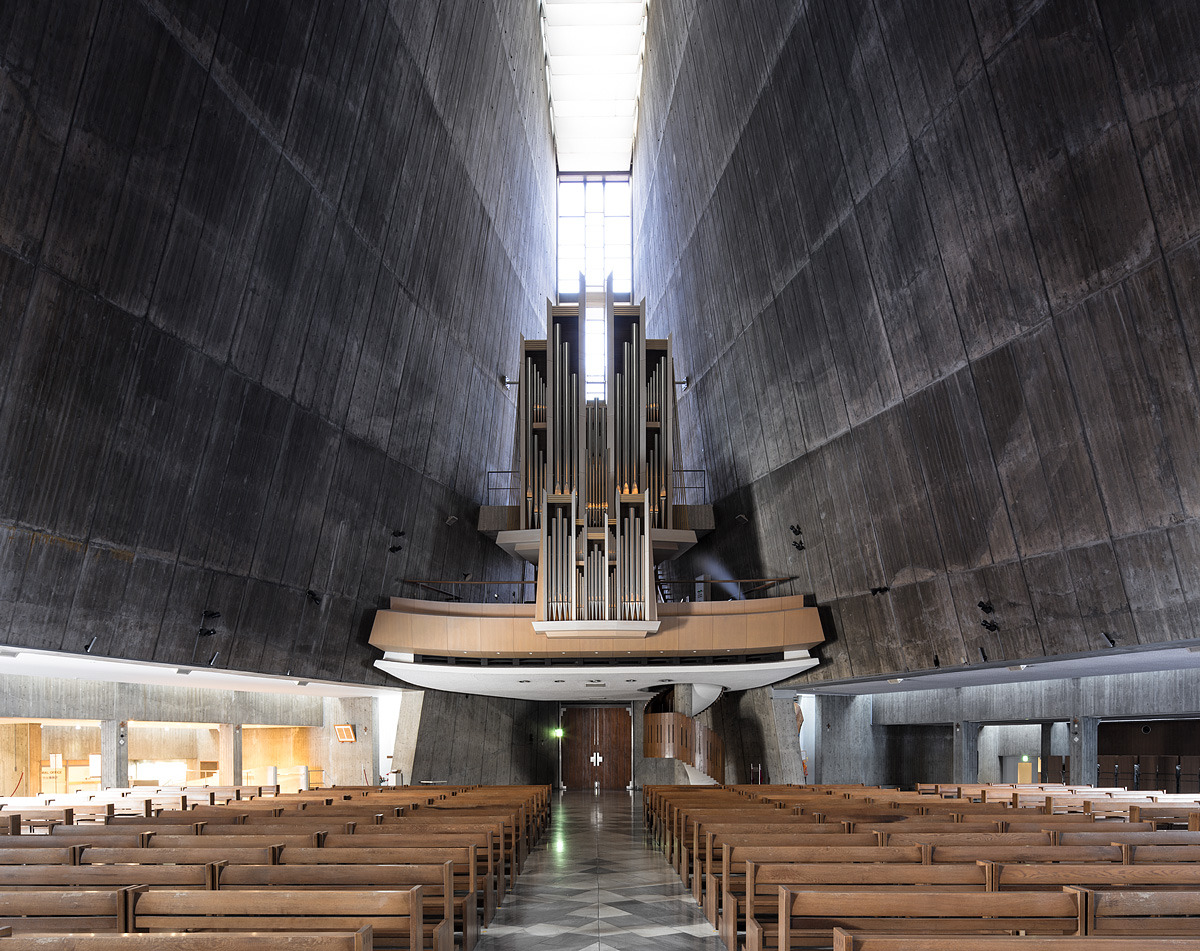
[542,0,649,172]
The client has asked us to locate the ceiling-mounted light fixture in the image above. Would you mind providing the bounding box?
[445,516,459,526]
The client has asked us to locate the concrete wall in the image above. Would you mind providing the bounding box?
[881,724,955,788]
[0,672,326,726]
[403,689,556,786]
[0,0,554,683]
[799,666,1200,786]
[637,0,1200,682]
[870,667,1200,725]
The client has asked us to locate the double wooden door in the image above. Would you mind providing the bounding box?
[561,705,631,790]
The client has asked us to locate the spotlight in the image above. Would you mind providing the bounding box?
[789,525,803,536]
[980,620,998,633]
[306,590,322,605]
[202,610,221,620]
[391,529,405,538]
[445,515,459,526]
[734,514,748,524]
[870,586,890,596]
[978,600,994,614]
[791,540,806,551]
[388,545,403,553]
[198,628,217,637]
[932,653,940,668]
[1100,631,1116,647]
[462,573,473,581]
[979,647,988,662]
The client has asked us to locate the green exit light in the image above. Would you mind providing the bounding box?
[1021,754,1029,762]
[553,728,564,739]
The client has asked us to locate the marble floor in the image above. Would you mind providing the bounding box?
[475,791,725,951]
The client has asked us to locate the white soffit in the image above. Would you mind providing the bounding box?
[374,653,817,702]
[542,0,648,171]
[0,644,403,700]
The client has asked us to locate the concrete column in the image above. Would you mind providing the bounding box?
[812,695,877,784]
[1069,716,1099,786]
[218,723,242,786]
[101,720,128,789]
[1040,722,1054,782]
[953,721,980,784]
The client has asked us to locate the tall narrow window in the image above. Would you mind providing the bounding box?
[558,173,631,301]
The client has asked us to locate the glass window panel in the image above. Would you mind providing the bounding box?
[605,215,631,244]
[559,182,585,217]
[605,181,631,216]
[559,217,585,247]
[585,181,605,213]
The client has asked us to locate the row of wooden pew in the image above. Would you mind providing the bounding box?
[644,782,1200,950]
[0,783,551,950]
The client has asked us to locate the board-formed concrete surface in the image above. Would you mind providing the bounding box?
[0,0,553,681]
[636,0,1200,681]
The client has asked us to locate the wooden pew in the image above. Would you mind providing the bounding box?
[315,834,499,924]
[994,862,1200,890]
[730,861,989,951]
[767,887,1085,951]
[1085,888,1200,935]
[0,889,133,933]
[216,862,469,951]
[0,862,215,890]
[81,846,279,866]
[127,887,441,951]
[712,845,927,931]
[831,930,1200,950]
[278,847,483,933]
[0,928,373,950]
[0,849,79,867]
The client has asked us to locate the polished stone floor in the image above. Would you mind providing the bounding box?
[476,791,725,951]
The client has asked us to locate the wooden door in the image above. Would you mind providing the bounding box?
[561,706,631,790]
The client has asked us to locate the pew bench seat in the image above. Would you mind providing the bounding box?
[0,927,372,950]
[127,886,444,951]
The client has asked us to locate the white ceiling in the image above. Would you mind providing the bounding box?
[543,0,648,171]
[0,645,403,700]
[374,652,817,701]
[792,642,1200,696]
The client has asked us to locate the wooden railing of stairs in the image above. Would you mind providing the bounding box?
[643,712,724,784]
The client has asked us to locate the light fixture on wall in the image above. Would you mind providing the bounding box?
[84,636,97,653]
[306,590,322,605]
[208,651,220,666]
[334,724,356,743]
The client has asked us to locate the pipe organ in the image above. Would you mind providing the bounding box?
[518,284,680,632]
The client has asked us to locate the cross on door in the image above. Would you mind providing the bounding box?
[589,752,603,766]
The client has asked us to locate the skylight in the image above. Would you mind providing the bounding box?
[541,0,649,172]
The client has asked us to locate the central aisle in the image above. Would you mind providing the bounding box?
[476,791,724,951]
